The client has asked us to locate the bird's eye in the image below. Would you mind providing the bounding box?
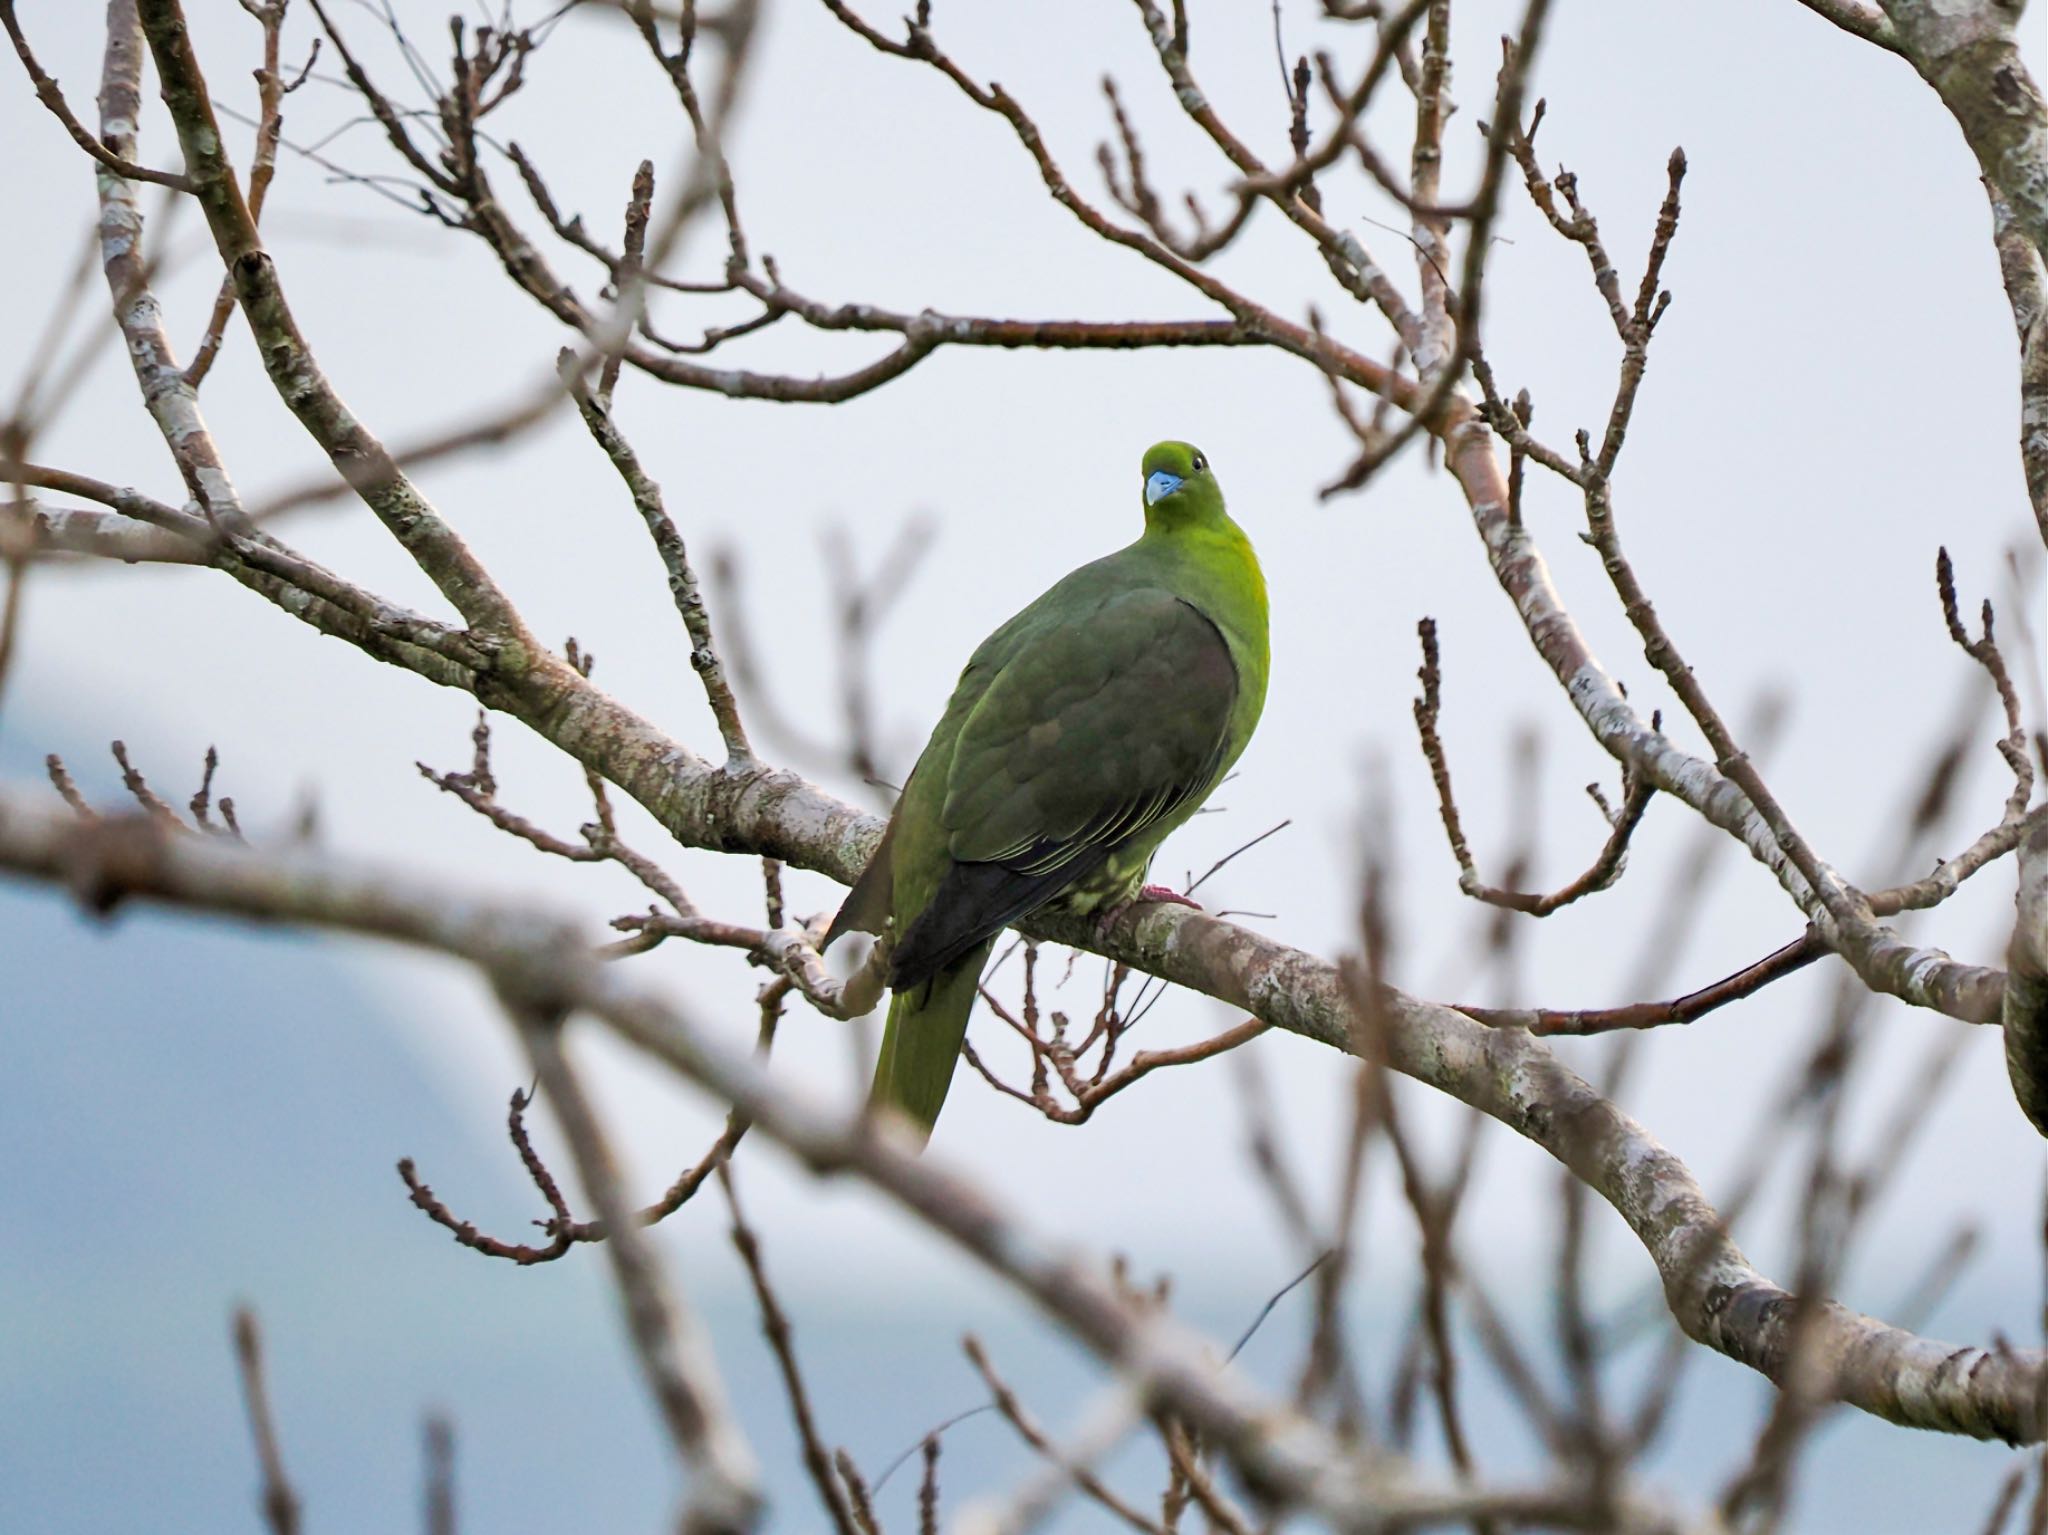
[1191,452,1207,472]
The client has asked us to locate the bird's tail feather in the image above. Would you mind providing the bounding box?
[870,937,995,1143]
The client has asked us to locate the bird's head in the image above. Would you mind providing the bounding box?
[1139,440,1222,528]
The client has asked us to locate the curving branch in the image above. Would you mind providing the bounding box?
[3,771,2038,1445]
[1875,0,2048,265]
[0,791,1716,1528]
[0,0,193,190]
[2003,823,2048,1137]
[138,0,527,637]
[1991,190,2048,545]
[802,0,2021,1025]
[1412,617,1654,916]
[18,0,2048,1467]
[1792,0,1902,53]
[52,0,2021,1043]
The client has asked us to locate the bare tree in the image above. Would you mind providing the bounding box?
[3,0,2047,1529]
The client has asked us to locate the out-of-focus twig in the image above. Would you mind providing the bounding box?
[231,1308,302,1535]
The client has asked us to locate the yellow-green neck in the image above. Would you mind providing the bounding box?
[1139,491,1268,660]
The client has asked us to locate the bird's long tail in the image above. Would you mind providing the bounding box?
[870,937,995,1143]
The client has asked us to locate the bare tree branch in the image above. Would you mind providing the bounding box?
[0,791,1734,1524]
[231,1308,302,1535]
[138,0,528,635]
[1792,0,1904,54]
[0,0,193,189]
[1878,0,2048,263]
[0,791,2040,1444]
[517,1007,763,1532]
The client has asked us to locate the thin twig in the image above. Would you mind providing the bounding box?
[719,1163,859,1535]
[1460,931,1824,1036]
[1414,618,1654,915]
[963,1336,1164,1535]
[566,365,752,763]
[232,1308,302,1535]
[0,1,194,189]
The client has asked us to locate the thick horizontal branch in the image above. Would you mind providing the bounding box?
[1,769,2033,1442]
[1027,911,2034,1441]
[0,791,1690,1528]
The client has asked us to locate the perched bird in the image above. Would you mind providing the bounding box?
[825,440,1269,1141]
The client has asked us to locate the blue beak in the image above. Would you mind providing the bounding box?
[1144,470,1184,506]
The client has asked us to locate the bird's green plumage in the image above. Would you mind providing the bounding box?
[826,441,1268,1142]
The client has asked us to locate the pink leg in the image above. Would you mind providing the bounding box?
[1094,885,1204,942]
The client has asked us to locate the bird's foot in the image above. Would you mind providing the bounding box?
[1093,885,1204,943]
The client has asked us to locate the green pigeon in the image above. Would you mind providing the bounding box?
[825,440,1269,1141]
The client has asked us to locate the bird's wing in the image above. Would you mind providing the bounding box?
[889,586,1237,984]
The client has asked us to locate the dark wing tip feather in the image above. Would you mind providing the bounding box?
[889,848,1113,990]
